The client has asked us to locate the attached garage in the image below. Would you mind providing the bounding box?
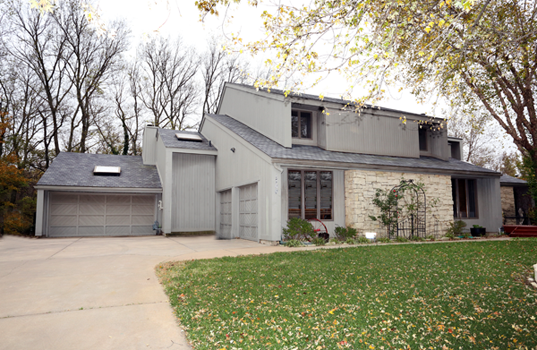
[239,183,258,241]
[219,189,232,238]
[35,152,162,237]
[48,193,156,237]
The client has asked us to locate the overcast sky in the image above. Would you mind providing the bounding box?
[96,0,436,115]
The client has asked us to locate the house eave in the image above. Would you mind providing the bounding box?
[34,185,163,193]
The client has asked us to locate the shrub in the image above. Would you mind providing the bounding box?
[3,211,33,236]
[312,237,326,246]
[395,236,409,243]
[446,220,466,237]
[426,235,435,241]
[334,226,358,241]
[355,236,370,244]
[285,239,303,247]
[409,236,425,242]
[282,217,316,241]
[378,237,391,243]
[345,238,356,245]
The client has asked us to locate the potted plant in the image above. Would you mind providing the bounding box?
[470,225,486,237]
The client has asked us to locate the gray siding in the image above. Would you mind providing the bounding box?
[218,84,292,148]
[324,109,420,158]
[422,129,449,160]
[280,168,345,236]
[202,117,279,241]
[460,177,502,232]
[171,153,216,232]
[142,126,158,165]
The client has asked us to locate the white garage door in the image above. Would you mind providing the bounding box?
[239,183,258,241]
[219,190,232,238]
[48,193,156,237]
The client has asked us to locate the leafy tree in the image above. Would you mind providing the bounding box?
[198,0,537,179]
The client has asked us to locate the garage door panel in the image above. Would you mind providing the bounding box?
[49,226,77,236]
[78,226,105,236]
[132,195,153,204]
[220,190,232,238]
[50,193,78,204]
[106,226,131,235]
[107,195,131,205]
[78,215,105,226]
[48,193,156,237]
[79,194,104,204]
[131,226,153,235]
[78,204,105,215]
[50,215,78,226]
[239,184,258,241]
[51,204,78,216]
[131,205,154,215]
[106,205,131,215]
[106,215,130,225]
[131,215,154,225]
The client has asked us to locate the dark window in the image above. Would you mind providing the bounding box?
[419,127,428,151]
[452,178,478,218]
[288,170,332,220]
[291,110,312,139]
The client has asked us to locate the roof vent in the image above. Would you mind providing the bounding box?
[175,132,203,142]
[93,166,121,176]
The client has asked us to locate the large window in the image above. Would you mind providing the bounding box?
[288,170,332,220]
[291,110,312,139]
[452,178,478,218]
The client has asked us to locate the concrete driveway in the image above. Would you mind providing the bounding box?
[0,235,287,350]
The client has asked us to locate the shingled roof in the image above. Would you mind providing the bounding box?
[500,174,527,186]
[37,152,162,189]
[158,128,217,151]
[207,114,500,176]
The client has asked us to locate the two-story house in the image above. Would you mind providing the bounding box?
[34,83,502,240]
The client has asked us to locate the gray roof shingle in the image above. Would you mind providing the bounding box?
[500,174,527,186]
[37,152,162,189]
[158,128,216,151]
[208,114,499,176]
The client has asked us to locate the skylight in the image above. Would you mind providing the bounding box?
[93,166,121,176]
[175,132,203,142]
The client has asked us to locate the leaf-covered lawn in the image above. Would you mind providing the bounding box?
[157,240,537,349]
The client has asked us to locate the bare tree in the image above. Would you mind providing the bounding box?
[201,39,250,115]
[138,36,199,130]
[52,0,129,153]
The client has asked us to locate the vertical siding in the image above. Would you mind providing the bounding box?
[202,117,275,241]
[142,126,158,165]
[460,177,502,232]
[325,109,420,158]
[428,129,449,160]
[218,85,292,148]
[171,153,216,232]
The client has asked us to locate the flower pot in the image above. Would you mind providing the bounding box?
[470,227,486,237]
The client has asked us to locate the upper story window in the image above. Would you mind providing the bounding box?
[292,110,312,139]
[419,127,428,151]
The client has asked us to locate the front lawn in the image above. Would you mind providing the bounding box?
[157,240,537,349]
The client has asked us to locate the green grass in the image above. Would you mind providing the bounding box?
[157,240,537,349]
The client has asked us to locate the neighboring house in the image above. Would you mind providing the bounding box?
[35,83,503,240]
[500,174,530,225]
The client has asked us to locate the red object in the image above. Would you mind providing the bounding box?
[503,225,537,237]
[308,218,328,234]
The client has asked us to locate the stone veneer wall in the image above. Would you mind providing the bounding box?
[500,186,516,225]
[345,170,454,238]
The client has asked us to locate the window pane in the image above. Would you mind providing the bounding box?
[467,179,477,218]
[291,111,299,138]
[300,112,312,138]
[304,171,317,219]
[320,172,332,220]
[288,171,302,218]
[457,179,467,218]
[419,128,427,151]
